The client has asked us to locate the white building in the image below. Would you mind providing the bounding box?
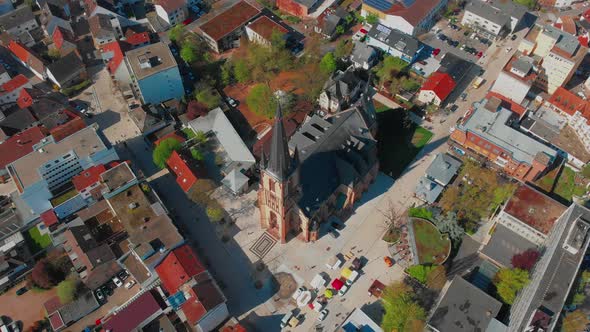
[490,55,536,105]
[461,0,528,38]
[361,0,448,36]
[0,7,38,37]
[155,0,187,27]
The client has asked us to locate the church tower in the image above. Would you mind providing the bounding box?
[258,105,299,243]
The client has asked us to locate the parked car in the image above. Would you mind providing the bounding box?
[338,285,349,296]
[345,270,360,286]
[112,276,123,288]
[432,48,441,56]
[118,271,128,281]
[292,286,306,300]
[16,287,28,296]
[477,51,483,58]
[511,34,517,40]
[95,289,104,302]
[318,309,329,321]
[102,285,113,296]
[226,97,238,108]
[437,34,447,41]
[384,256,394,267]
[328,229,340,239]
[125,280,136,289]
[505,47,513,53]
[280,311,294,329]
[331,221,343,230]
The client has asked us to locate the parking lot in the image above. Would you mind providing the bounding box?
[422,18,492,63]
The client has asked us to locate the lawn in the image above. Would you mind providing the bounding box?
[373,100,390,113]
[411,218,450,265]
[377,109,433,178]
[554,167,587,202]
[50,188,78,206]
[25,226,52,254]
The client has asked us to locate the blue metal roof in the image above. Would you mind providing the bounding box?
[168,291,187,310]
[363,0,393,11]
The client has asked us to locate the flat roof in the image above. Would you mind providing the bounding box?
[7,125,108,189]
[126,42,178,81]
[198,1,260,41]
[503,185,566,235]
[481,224,537,267]
[100,162,136,191]
[458,99,558,165]
[246,15,287,41]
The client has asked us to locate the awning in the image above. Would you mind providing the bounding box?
[341,267,352,279]
[331,278,344,290]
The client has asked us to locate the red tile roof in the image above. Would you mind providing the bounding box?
[1,74,28,93]
[125,31,150,46]
[199,1,260,41]
[49,312,65,331]
[167,151,198,193]
[102,290,164,332]
[485,91,527,117]
[579,35,589,48]
[0,126,46,168]
[420,72,455,101]
[548,86,589,117]
[247,16,288,41]
[17,88,33,108]
[72,164,107,191]
[52,26,75,50]
[44,296,63,315]
[181,279,226,325]
[155,244,207,293]
[100,41,126,74]
[558,16,576,35]
[366,0,441,25]
[503,185,566,235]
[181,290,208,325]
[155,0,185,13]
[8,40,29,62]
[41,209,58,227]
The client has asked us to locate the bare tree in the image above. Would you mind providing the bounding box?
[380,200,403,229]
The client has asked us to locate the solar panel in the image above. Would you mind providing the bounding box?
[168,291,187,309]
[399,0,416,8]
[376,24,391,34]
[364,0,394,11]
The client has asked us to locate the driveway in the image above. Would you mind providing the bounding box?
[0,280,57,329]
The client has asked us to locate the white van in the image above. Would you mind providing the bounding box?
[280,311,294,329]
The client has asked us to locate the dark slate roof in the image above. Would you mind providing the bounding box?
[59,291,100,324]
[439,52,473,82]
[0,107,37,135]
[509,204,590,331]
[480,223,537,267]
[70,225,98,252]
[289,109,376,216]
[0,7,36,31]
[323,68,364,104]
[266,104,293,180]
[426,153,461,186]
[46,52,85,85]
[367,24,422,57]
[429,276,502,332]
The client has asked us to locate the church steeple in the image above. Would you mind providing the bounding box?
[266,103,291,180]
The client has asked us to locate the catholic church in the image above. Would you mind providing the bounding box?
[258,89,379,243]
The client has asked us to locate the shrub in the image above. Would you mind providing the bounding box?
[56,279,77,303]
[408,207,433,220]
[511,249,540,271]
[494,268,530,304]
[406,264,434,284]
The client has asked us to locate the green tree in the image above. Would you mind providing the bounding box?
[169,24,185,44]
[220,61,233,86]
[375,56,408,87]
[366,13,379,25]
[573,293,586,305]
[335,25,345,35]
[319,52,337,75]
[381,282,426,332]
[432,211,464,243]
[406,265,434,284]
[401,77,420,92]
[56,279,77,304]
[513,0,536,9]
[48,48,61,60]
[246,84,277,118]
[494,268,530,304]
[334,39,354,59]
[180,43,198,63]
[344,14,354,25]
[191,148,204,161]
[563,310,590,332]
[152,138,182,169]
[195,87,221,108]
[233,59,250,83]
[206,205,224,223]
[194,131,208,145]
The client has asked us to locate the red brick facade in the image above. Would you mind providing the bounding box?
[276,0,309,17]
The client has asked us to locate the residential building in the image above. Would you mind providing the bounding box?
[52,26,77,56]
[7,40,46,80]
[188,108,255,194]
[101,290,169,331]
[194,1,260,53]
[315,7,347,40]
[155,244,229,332]
[259,98,378,243]
[166,150,199,193]
[0,74,31,109]
[546,87,590,153]
[245,15,288,47]
[538,0,575,9]
[0,7,38,37]
[155,0,188,27]
[418,72,456,106]
[88,13,117,47]
[480,223,537,268]
[123,28,150,49]
[428,276,504,331]
[437,52,473,84]
[124,42,184,104]
[415,153,461,203]
[0,126,47,182]
[6,125,119,215]
[350,41,378,70]
[366,25,424,63]
[62,224,117,285]
[99,161,137,198]
[508,203,590,331]
[276,0,318,17]
[339,308,382,331]
[0,231,32,292]
[414,177,443,204]
[100,41,131,86]
[496,184,566,245]
[518,25,586,94]
[361,0,448,35]
[461,0,528,39]
[449,96,558,182]
[46,52,87,88]
[490,54,537,105]
[71,164,107,200]
[318,67,366,113]
[47,291,100,331]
